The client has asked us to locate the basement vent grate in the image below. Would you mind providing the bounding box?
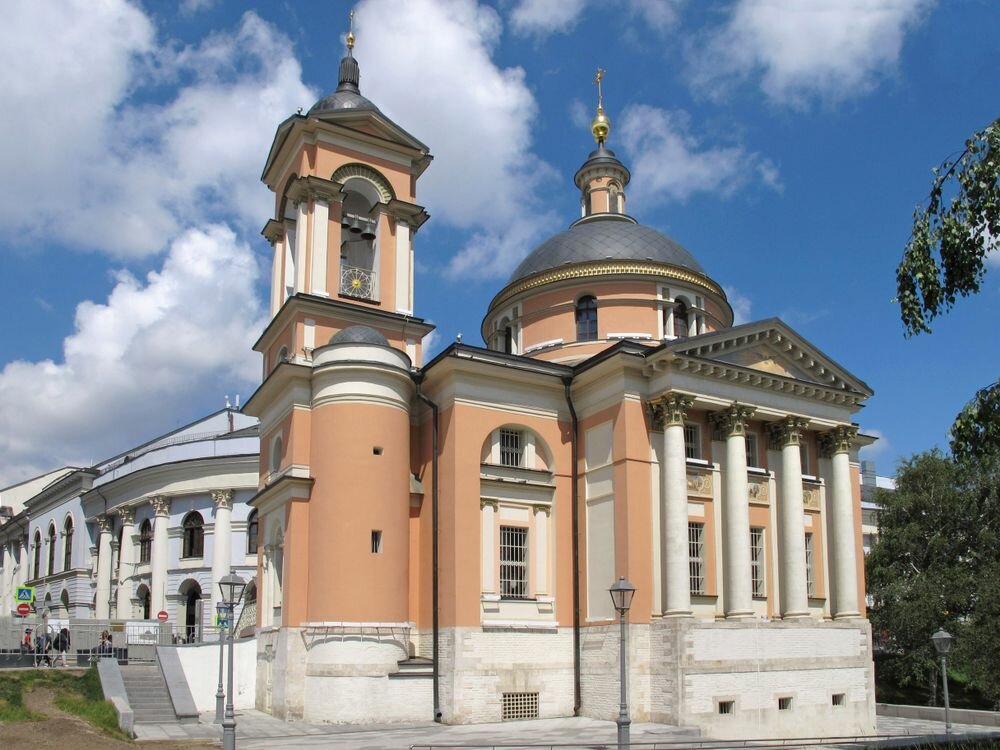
[778,697,793,711]
[501,692,539,721]
[718,700,735,715]
[832,693,845,707]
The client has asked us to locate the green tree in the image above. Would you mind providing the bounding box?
[895,118,1000,460]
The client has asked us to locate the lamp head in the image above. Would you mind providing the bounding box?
[218,572,247,607]
[609,576,636,615]
[931,628,953,656]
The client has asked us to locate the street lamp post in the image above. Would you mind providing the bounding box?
[931,628,953,734]
[609,577,636,750]
[218,573,247,750]
[215,602,229,724]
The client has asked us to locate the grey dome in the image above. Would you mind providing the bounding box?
[329,325,389,346]
[309,54,381,116]
[508,216,705,283]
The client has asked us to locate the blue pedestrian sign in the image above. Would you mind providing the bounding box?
[16,586,34,603]
[215,612,231,629]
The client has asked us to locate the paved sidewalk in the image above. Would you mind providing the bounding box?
[133,711,1000,748]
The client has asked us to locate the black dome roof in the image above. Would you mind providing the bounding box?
[329,325,389,346]
[508,215,705,283]
[309,54,381,117]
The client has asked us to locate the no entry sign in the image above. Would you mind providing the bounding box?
[16,602,30,616]
[157,610,169,622]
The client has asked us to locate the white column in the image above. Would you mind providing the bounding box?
[294,202,308,293]
[211,489,234,604]
[534,506,549,595]
[654,394,694,617]
[95,515,113,619]
[481,500,496,593]
[713,404,755,618]
[824,426,861,619]
[311,199,329,295]
[270,238,283,316]
[116,508,136,618]
[395,220,411,313]
[771,418,810,618]
[150,495,171,617]
[1,544,11,614]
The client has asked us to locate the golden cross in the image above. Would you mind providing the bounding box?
[347,8,356,49]
[593,68,605,109]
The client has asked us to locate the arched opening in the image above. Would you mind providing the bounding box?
[270,435,283,476]
[673,298,690,339]
[63,517,74,572]
[138,520,152,564]
[33,531,41,579]
[575,295,598,341]
[116,527,123,576]
[339,177,381,301]
[247,509,259,555]
[60,589,70,614]
[181,512,204,559]
[280,181,299,301]
[136,584,151,620]
[609,181,622,214]
[178,579,202,643]
[47,523,57,575]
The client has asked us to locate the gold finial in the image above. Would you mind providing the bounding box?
[346,8,356,50]
[591,67,610,144]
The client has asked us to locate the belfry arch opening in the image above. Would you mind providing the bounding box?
[339,177,381,301]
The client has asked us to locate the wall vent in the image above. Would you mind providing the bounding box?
[832,693,845,707]
[778,697,793,711]
[501,692,539,721]
[718,700,735,715]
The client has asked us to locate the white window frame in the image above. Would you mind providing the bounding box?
[499,525,529,600]
[745,432,760,468]
[499,428,522,468]
[684,423,701,460]
[688,521,705,595]
[750,526,766,598]
[805,532,815,597]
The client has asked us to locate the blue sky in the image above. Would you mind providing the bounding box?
[1,0,998,486]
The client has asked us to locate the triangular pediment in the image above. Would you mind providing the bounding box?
[665,318,872,396]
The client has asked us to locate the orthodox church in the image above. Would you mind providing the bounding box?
[245,30,876,738]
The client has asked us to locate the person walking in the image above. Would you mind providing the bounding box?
[55,627,71,667]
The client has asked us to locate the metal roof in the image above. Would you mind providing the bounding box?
[329,325,389,346]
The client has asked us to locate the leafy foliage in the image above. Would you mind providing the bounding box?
[867,450,1000,706]
[951,380,1000,462]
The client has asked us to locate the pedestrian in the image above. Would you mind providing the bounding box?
[55,627,71,667]
[99,629,113,657]
[21,628,32,654]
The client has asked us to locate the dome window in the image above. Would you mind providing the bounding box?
[576,295,598,341]
[674,299,690,339]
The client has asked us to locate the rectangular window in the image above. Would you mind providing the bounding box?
[500,429,522,468]
[778,696,793,711]
[688,522,706,595]
[500,526,528,600]
[684,423,701,460]
[371,530,383,554]
[832,693,845,707]
[805,532,815,597]
[750,527,766,597]
[745,432,759,468]
[800,443,811,475]
[718,700,735,715]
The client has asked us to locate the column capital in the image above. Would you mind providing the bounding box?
[767,416,809,448]
[480,499,499,510]
[117,506,135,526]
[819,425,858,457]
[649,393,694,429]
[534,504,552,516]
[96,515,113,534]
[211,489,234,510]
[710,403,756,437]
[150,495,171,517]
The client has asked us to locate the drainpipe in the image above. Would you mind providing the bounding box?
[414,373,441,722]
[563,376,581,714]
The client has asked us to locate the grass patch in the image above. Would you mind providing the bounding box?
[0,667,129,740]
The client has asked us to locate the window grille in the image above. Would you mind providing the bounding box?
[684,424,701,460]
[500,526,528,600]
[778,697,793,711]
[750,527,766,597]
[832,693,845,707]
[139,520,152,564]
[800,443,810,475]
[575,296,598,341]
[718,700,735,715]
[688,522,706,595]
[371,530,383,554]
[499,429,522,468]
[502,692,539,720]
[745,432,759,468]
[804,533,815,597]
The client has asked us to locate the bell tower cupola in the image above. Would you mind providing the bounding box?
[576,68,630,219]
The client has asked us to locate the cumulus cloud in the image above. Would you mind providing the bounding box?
[724,286,753,325]
[687,0,933,107]
[859,428,892,462]
[0,226,267,486]
[618,104,780,207]
[0,3,314,258]
[355,0,560,279]
[509,0,683,36]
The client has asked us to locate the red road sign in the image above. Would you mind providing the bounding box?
[16,602,30,616]
[157,610,169,622]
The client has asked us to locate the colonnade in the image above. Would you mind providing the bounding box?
[650,393,860,620]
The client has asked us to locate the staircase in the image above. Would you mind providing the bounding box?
[120,664,178,724]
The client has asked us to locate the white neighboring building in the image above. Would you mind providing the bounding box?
[859,460,894,555]
[0,409,260,638]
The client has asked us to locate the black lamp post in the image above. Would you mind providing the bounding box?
[609,577,636,750]
[931,628,953,734]
[218,573,246,750]
[215,602,229,723]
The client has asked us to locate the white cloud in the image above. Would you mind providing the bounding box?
[509,0,683,36]
[859,428,892,462]
[180,0,219,14]
[724,286,753,325]
[618,104,779,207]
[687,0,933,107]
[0,226,267,487]
[0,5,314,258]
[355,0,559,280]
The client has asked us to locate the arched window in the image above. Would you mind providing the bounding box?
[47,524,57,575]
[63,517,74,572]
[339,177,381,301]
[247,510,259,555]
[182,512,204,559]
[673,299,690,338]
[609,182,621,214]
[281,188,298,301]
[270,435,283,476]
[116,527,123,574]
[139,520,152,564]
[575,295,598,341]
[33,531,41,579]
